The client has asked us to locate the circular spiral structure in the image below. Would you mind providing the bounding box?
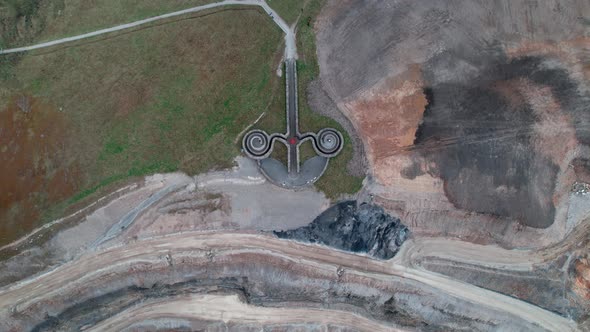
[314,128,343,158]
[243,130,272,159]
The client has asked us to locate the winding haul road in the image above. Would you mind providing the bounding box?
[0,1,584,331]
[87,294,398,332]
[0,232,578,331]
[394,219,590,272]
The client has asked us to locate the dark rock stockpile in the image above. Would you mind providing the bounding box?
[275,201,409,259]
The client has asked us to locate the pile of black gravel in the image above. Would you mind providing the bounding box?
[274,201,409,259]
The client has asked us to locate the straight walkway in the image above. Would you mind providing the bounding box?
[285,59,300,174]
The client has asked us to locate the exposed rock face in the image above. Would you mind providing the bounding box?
[275,201,409,259]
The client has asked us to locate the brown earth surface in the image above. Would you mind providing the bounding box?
[573,159,590,183]
[344,64,427,182]
[315,0,590,237]
[574,256,590,300]
[0,95,79,244]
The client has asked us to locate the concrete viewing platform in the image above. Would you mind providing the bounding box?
[242,59,343,188]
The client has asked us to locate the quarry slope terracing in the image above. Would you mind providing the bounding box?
[86,294,398,332]
[0,164,586,331]
[0,232,578,331]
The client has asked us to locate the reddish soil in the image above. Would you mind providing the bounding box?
[574,257,590,300]
[316,0,589,233]
[344,65,427,185]
[0,94,79,244]
[493,76,579,168]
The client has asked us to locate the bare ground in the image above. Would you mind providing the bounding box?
[315,0,590,239]
[0,1,589,330]
[0,158,586,330]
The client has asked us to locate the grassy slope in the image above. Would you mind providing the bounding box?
[0,7,284,243]
[1,0,362,198]
[294,0,364,198]
[0,0,362,245]
[265,0,305,25]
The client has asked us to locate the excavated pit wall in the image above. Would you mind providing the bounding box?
[22,254,537,332]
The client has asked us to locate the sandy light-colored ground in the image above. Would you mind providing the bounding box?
[0,157,329,286]
[87,294,399,332]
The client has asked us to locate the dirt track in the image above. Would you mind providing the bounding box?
[315,0,590,236]
[396,218,590,271]
[0,164,585,330]
[87,294,399,332]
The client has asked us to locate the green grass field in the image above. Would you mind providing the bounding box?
[0,0,306,49]
[265,0,305,24]
[0,7,285,244]
[0,0,363,245]
[292,0,364,198]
